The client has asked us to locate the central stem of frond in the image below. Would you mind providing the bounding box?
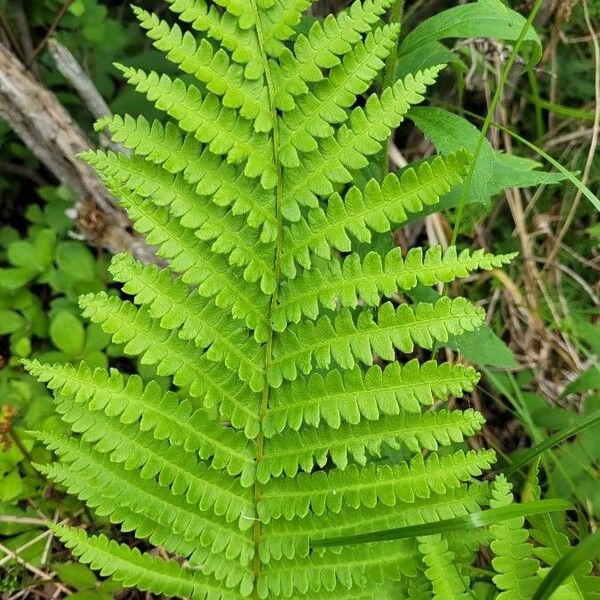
[249,3,284,598]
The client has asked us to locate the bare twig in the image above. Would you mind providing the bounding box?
[47,38,122,151]
[0,11,26,63]
[28,0,74,66]
[48,38,126,152]
[0,162,48,186]
[47,38,111,120]
[13,1,39,76]
[0,540,71,595]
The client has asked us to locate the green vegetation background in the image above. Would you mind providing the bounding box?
[0,0,598,597]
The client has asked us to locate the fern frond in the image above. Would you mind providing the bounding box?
[281,66,443,219]
[134,7,272,132]
[264,360,479,435]
[262,408,485,477]
[118,194,271,341]
[52,525,243,599]
[36,435,254,572]
[257,539,417,598]
[164,0,264,79]
[275,246,516,327]
[34,2,520,596]
[269,298,485,386]
[262,482,490,562]
[109,255,266,389]
[25,360,257,482]
[279,24,399,167]
[280,0,394,89]
[83,144,277,242]
[418,534,470,599]
[78,292,262,436]
[257,449,496,511]
[489,475,540,599]
[281,150,471,276]
[115,67,277,189]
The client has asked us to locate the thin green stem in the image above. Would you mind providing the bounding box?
[248,3,284,599]
[451,0,544,244]
[380,0,405,178]
[527,68,545,140]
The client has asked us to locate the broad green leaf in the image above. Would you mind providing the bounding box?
[449,325,518,368]
[0,470,22,502]
[83,350,108,370]
[0,309,25,335]
[56,242,97,282]
[0,267,38,290]
[49,310,85,357]
[54,562,98,590]
[408,107,565,213]
[409,106,496,206]
[33,229,57,268]
[400,0,542,65]
[13,336,32,358]
[7,241,40,270]
[490,153,568,195]
[397,42,463,80]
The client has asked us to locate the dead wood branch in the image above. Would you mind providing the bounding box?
[0,41,155,263]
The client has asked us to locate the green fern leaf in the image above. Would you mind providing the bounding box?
[134,6,272,133]
[109,254,266,389]
[117,193,271,340]
[279,0,395,92]
[164,0,264,78]
[52,525,244,598]
[24,360,257,482]
[84,145,277,242]
[275,246,516,328]
[264,360,479,435]
[281,150,471,276]
[262,482,491,562]
[116,67,277,188]
[85,151,276,287]
[36,437,255,574]
[281,66,443,219]
[489,475,541,599]
[27,2,524,597]
[279,23,399,166]
[269,298,485,386]
[262,408,485,477]
[418,533,470,599]
[77,292,263,436]
[261,1,315,58]
[257,449,496,510]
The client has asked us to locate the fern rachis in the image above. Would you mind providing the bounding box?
[23,1,545,598]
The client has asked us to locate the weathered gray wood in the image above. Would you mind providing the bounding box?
[0,42,155,263]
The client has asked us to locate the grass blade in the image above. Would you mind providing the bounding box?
[532,530,600,600]
[311,499,572,548]
[503,411,600,477]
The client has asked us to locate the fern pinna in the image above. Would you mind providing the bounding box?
[26,1,520,598]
